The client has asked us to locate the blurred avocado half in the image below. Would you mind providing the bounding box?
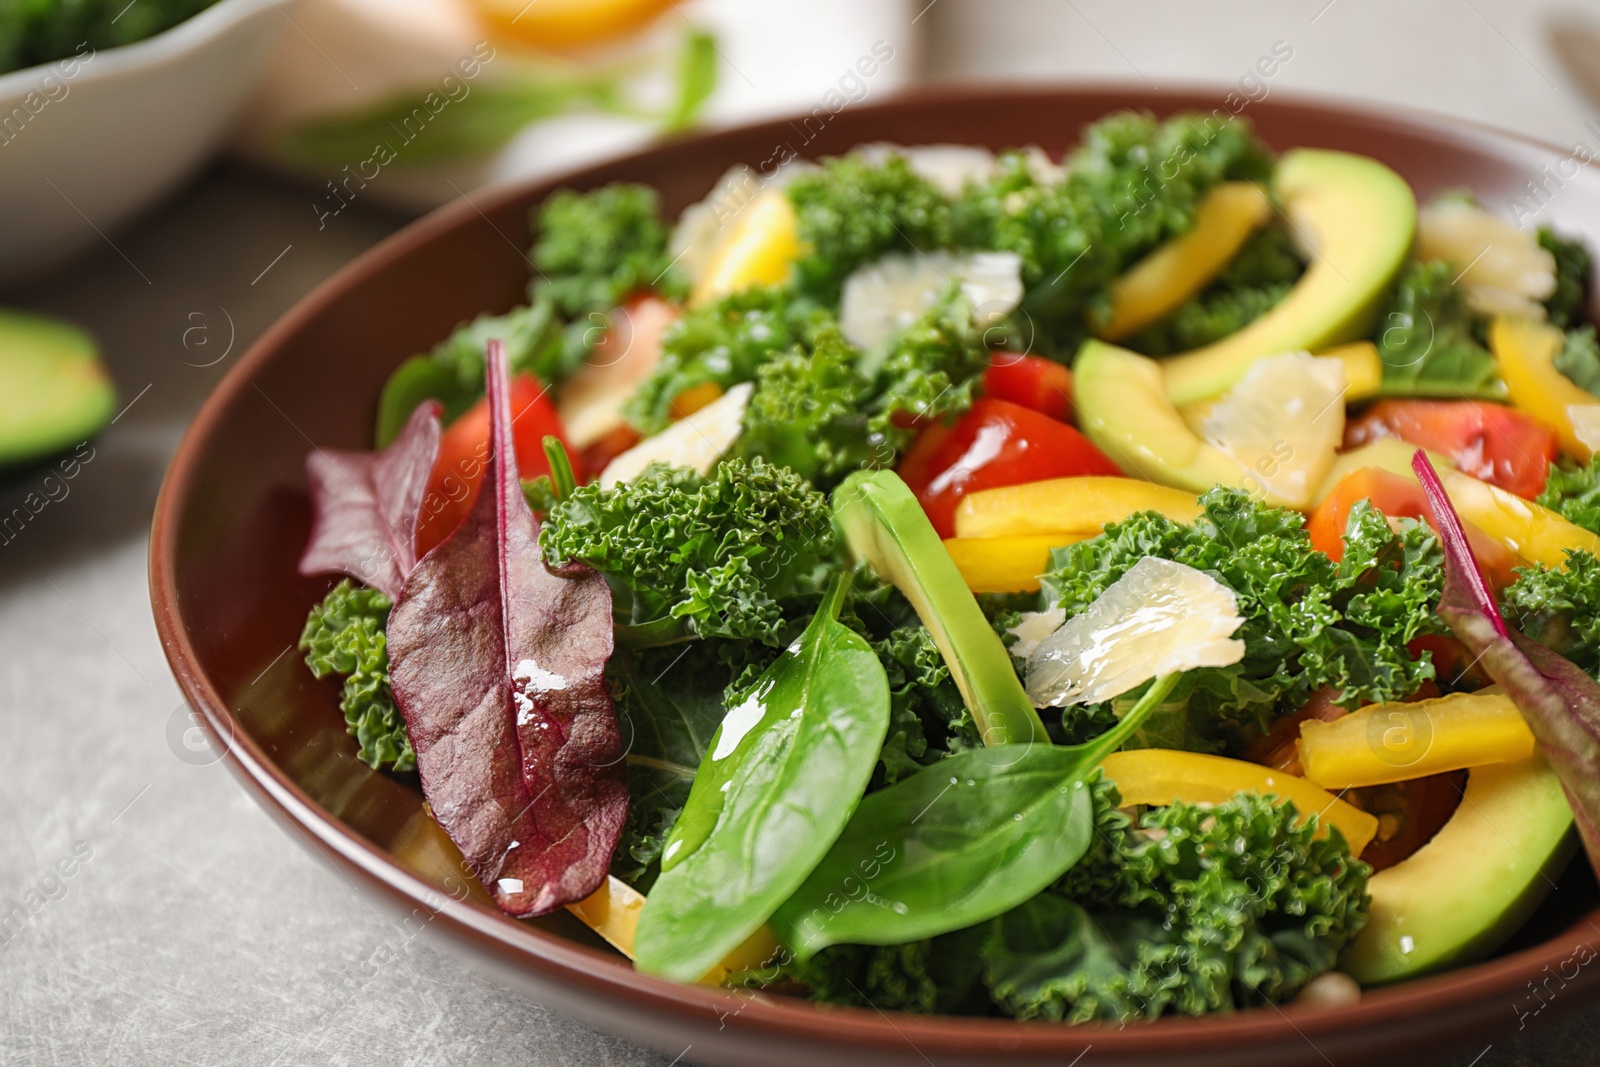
[0,309,117,470]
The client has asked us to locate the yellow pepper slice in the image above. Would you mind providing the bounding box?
[943,533,1090,593]
[1099,749,1379,853]
[392,807,776,984]
[952,476,1201,539]
[1308,441,1600,568]
[1314,340,1383,401]
[1098,182,1272,341]
[1437,467,1600,568]
[692,190,801,305]
[1298,690,1534,789]
[1491,314,1597,460]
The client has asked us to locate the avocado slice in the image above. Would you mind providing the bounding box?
[832,470,1047,747]
[1161,149,1417,406]
[0,309,116,469]
[1075,339,1277,501]
[1341,754,1576,985]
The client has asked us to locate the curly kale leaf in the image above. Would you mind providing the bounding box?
[1370,260,1502,399]
[1501,550,1600,679]
[1541,228,1592,330]
[1537,458,1600,536]
[787,154,954,303]
[1037,490,1444,750]
[530,183,687,319]
[730,327,882,486]
[865,291,992,445]
[623,286,835,435]
[843,579,980,783]
[954,110,1271,350]
[1553,325,1600,395]
[1128,225,1304,355]
[299,580,414,772]
[983,787,1371,1023]
[540,458,836,643]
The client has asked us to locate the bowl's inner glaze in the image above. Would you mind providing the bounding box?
[160,87,1600,1060]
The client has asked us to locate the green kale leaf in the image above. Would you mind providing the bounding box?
[530,183,688,319]
[299,580,414,772]
[731,327,881,486]
[623,285,834,434]
[1037,490,1444,750]
[1537,457,1600,536]
[1501,550,1600,679]
[540,458,836,643]
[954,110,1272,351]
[787,154,954,304]
[865,291,992,444]
[1128,225,1304,355]
[1553,325,1600,395]
[1541,228,1592,330]
[983,784,1371,1022]
[1370,260,1502,399]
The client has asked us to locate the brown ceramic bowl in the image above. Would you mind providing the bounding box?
[150,86,1600,1066]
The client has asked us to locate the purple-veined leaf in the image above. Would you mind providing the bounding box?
[1413,449,1600,876]
[387,340,627,917]
[299,400,441,600]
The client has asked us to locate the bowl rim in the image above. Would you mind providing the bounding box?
[0,0,285,98]
[149,82,1600,1060]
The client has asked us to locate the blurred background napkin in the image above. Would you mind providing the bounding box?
[234,0,919,212]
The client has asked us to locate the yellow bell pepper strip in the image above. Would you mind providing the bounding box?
[392,806,779,984]
[1491,314,1597,461]
[470,0,678,50]
[1099,748,1379,854]
[1314,340,1383,401]
[951,476,1201,539]
[1097,182,1272,341]
[691,190,801,305]
[1297,689,1535,790]
[1309,442,1600,568]
[942,533,1090,593]
[1437,466,1600,568]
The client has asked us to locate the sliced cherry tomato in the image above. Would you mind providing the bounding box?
[1344,399,1559,499]
[897,397,1123,538]
[1406,634,1490,689]
[580,424,641,478]
[415,373,578,557]
[983,354,1074,423]
[1353,770,1467,872]
[1307,467,1520,591]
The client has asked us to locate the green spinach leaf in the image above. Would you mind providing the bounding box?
[633,577,891,982]
[770,672,1180,958]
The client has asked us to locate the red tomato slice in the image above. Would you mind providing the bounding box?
[415,373,577,557]
[897,397,1123,538]
[1355,771,1467,872]
[1344,399,1558,500]
[983,354,1074,423]
[1306,467,1520,591]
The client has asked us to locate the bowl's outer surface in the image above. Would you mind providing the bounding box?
[0,0,291,285]
[151,86,1600,1066]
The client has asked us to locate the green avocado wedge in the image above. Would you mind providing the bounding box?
[1160,149,1416,406]
[1074,339,1292,504]
[0,309,116,469]
[1341,754,1577,985]
[832,470,1047,747]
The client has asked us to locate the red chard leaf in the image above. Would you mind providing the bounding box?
[1413,449,1600,875]
[299,400,442,600]
[387,340,627,917]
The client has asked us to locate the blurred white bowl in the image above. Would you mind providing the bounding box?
[0,0,294,286]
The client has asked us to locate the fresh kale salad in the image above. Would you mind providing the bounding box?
[296,109,1600,1023]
